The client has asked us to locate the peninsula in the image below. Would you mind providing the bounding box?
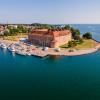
[0,23,100,57]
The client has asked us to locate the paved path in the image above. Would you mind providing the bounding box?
[0,39,100,57]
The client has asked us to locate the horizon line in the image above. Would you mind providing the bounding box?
[1,23,100,25]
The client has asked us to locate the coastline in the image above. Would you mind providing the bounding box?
[48,46,100,56]
[0,38,100,57]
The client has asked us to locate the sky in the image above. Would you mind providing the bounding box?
[0,0,100,24]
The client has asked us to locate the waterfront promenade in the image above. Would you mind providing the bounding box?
[0,38,100,57]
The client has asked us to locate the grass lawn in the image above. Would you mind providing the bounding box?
[60,44,68,48]
[60,39,97,50]
[3,34,28,41]
[76,39,97,49]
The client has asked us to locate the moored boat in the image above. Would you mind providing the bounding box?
[16,50,27,56]
[0,43,7,49]
[8,46,16,52]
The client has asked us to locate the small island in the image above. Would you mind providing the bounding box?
[0,23,100,57]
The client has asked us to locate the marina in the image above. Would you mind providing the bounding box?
[0,39,49,57]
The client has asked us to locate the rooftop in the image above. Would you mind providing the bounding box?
[30,29,71,37]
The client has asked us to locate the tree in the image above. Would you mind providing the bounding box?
[64,25,71,30]
[17,25,28,33]
[31,23,55,29]
[83,32,92,39]
[70,27,80,39]
[4,30,10,36]
[74,35,81,40]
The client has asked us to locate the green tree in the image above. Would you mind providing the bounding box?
[4,30,10,36]
[74,35,81,40]
[83,32,92,39]
[64,25,71,30]
[70,27,80,39]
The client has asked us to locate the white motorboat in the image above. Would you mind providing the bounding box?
[16,51,27,56]
[0,43,7,49]
[8,46,16,52]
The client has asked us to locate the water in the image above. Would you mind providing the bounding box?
[0,24,100,100]
[71,24,100,41]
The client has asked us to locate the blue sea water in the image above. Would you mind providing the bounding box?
[0,24,100,100]
[72,24,100,41]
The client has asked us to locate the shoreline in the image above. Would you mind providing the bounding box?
[49,47,100,57]
[0,38,100,57]
[47,43,100,57]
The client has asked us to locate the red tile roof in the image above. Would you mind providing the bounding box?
[30,29,71,37]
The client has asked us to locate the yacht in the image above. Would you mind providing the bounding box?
[16,50,27,56]
[8,46,16,52]
[0,43,7,49]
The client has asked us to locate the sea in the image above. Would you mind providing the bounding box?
[0,24,100,100]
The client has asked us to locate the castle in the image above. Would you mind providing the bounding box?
[28,29,72,48]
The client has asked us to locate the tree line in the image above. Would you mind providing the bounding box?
[3,25,29,36]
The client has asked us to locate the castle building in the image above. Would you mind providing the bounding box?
[28,29,72,48]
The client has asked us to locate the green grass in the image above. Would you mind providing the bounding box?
[60,39,97,49]
[60,44,69,48]
[76,39,97,49]
[3,34,28,41]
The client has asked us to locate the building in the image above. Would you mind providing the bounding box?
[28,29,72,48]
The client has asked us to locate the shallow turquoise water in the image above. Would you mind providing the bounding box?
[0,48,100,100]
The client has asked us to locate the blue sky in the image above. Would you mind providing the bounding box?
[0,0,100,24]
